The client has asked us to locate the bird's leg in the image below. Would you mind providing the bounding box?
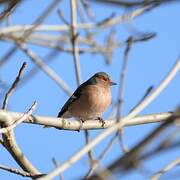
[96,117,105,127]
[77,118,85,132]
[80,118,85,123]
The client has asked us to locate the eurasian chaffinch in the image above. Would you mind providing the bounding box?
[57,72,116,126]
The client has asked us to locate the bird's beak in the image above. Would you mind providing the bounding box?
[110,81,117,86]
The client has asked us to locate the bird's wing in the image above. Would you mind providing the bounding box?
[57,83,86,117]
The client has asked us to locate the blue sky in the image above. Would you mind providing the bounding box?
[0,1,180,179]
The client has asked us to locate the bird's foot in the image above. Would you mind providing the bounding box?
[80,119,85,123]
[96,117,105,127]
[77,118,85,132]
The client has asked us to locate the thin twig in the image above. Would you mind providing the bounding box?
[80,0,96,21]
[116,36,133,153]
[85,130,95,167]
[150,158,180,180]
[18,43,72,96]
[129,86,154,113]
[84,134,117,179]
[19,51,59,87]
[57,9,69,25]
[0,101,37,133]
[2,62,26,110]
[0,164,44,178]
[52,158,64,180]
[70,0,82,85]
[0,0,20,21]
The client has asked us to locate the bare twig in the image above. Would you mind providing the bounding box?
[0,164,44,178]
[17,46,64,89]
[85,130,95,167]
[84,134,117,179]
[0,101,37,133]
[129,86,154,113]
[52,158,64,180]
[57,9,69,25]
[2,62,26,110]
[70,0,82,85]
[0,0,20,21]
[150,158,180,180]
[80,0,96,21]
[117,36,133,153]
[18,43,72,96]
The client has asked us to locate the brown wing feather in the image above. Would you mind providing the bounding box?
[57,83,86,117]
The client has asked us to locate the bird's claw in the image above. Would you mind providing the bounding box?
[77,119,85,132]
[96,117,105,127]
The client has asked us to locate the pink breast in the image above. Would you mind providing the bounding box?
[69,85,111,119]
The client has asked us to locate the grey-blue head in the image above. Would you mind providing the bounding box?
[88,72,116,86]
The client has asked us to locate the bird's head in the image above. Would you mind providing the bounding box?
[91,72,117,87]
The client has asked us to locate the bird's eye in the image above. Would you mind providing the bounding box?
[102,77,107,81]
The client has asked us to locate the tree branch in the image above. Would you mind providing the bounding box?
[0,5,154,34]
[1,62,26,110]
[150,158,180,180]
[0,62,40,174]
[0,101,37,133]
[0,164,44,178]
[0,111,172,130]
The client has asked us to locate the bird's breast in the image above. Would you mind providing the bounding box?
[86,85,111,111]
[69,85,111,119]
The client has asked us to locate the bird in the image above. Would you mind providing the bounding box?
[57,72,116,127]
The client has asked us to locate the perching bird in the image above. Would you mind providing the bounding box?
[57,72,116,126]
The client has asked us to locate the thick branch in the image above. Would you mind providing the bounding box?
[0,110,172,130]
